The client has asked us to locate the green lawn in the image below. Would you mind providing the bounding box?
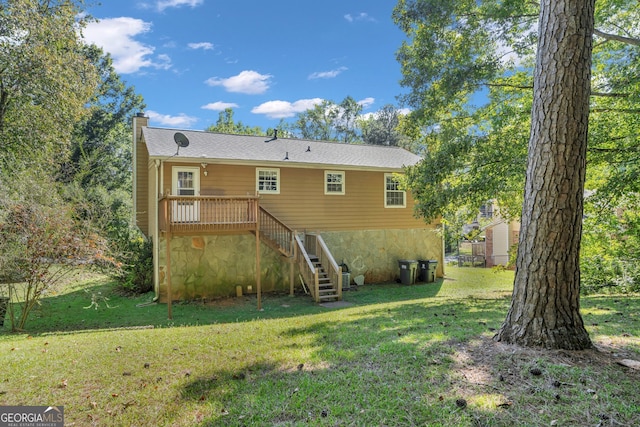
[1,267,638,426]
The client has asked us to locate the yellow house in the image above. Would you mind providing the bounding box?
[132,113,443,305]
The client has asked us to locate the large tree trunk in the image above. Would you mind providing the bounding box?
[495,0,595,350]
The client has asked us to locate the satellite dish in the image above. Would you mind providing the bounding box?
[174,132,190,148]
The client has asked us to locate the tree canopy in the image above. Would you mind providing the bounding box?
[0,0,100,175]
[393,0,640,223]
[205,108,267,136]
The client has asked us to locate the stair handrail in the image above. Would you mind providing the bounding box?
[294,234,319,301]
[313,234,343,300]
[259,207,294,256]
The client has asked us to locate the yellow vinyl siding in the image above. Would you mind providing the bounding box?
[161,162,429,231]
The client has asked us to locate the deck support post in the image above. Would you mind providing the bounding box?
[255,198,262,311]
[289,232,296,296]
[166,231,173,320]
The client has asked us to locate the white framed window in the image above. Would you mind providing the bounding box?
[324,170,345,195]
[384,173,406,208]
[256,168,280,194]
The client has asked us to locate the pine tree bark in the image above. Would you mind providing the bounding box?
[495,0,595,349]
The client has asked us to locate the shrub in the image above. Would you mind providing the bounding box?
[114,234,153,295]
[581,256,640,294]
[0,200,109,331]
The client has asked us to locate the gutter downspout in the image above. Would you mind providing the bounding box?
[153,159,160,301]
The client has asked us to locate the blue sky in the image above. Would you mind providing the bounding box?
[83,0,409,132]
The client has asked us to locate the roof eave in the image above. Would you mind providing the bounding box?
[147,155,414,172]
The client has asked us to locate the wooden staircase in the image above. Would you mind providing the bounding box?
[257,207,342,303]
[309,255,340,302]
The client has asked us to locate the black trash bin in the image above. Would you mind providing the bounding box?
[426,260,438,283]
[417,260,429,282]
[398,260,418,285]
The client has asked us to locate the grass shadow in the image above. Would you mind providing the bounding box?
[175,293,640,426]
[0,276,448,335]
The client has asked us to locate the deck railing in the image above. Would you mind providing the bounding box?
[159,195,259,233]
[295,234,319,301]
[259,207,294,256]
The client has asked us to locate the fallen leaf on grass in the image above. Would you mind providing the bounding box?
[617,359,640,370]
[496,401,512,408]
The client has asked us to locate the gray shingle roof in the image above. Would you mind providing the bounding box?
[142,127,420,170]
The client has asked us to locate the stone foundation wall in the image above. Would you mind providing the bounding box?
[157,228,443,301]
[320,228,443,283]
[158,234,290,302]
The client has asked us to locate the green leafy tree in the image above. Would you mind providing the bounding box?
[335,96,363,143]
[0,0,99,175]
[395,0,620,349]
[494,0,595,350]
[393,0,640,223]
[359,104,410,147]
[293,100,340,141]
[59,46,152,294]
[63,46,145,191]
[206,108,265,136]
[292,97,363,142]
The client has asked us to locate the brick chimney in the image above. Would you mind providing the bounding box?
[133,112,148,143]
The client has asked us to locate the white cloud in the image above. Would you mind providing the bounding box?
[83,17,171,74]
[156,0,203,12]
[344,12,377,23]
[308,66,348,80]
[252,98,324,119]
[205,70,272,94]
[358,97,375,108]
[201,101,240,111]
[188,42,214,50]
[146,110,198,127]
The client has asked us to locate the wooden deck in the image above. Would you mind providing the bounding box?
[158,196,259,234]
[158,195,342,304]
